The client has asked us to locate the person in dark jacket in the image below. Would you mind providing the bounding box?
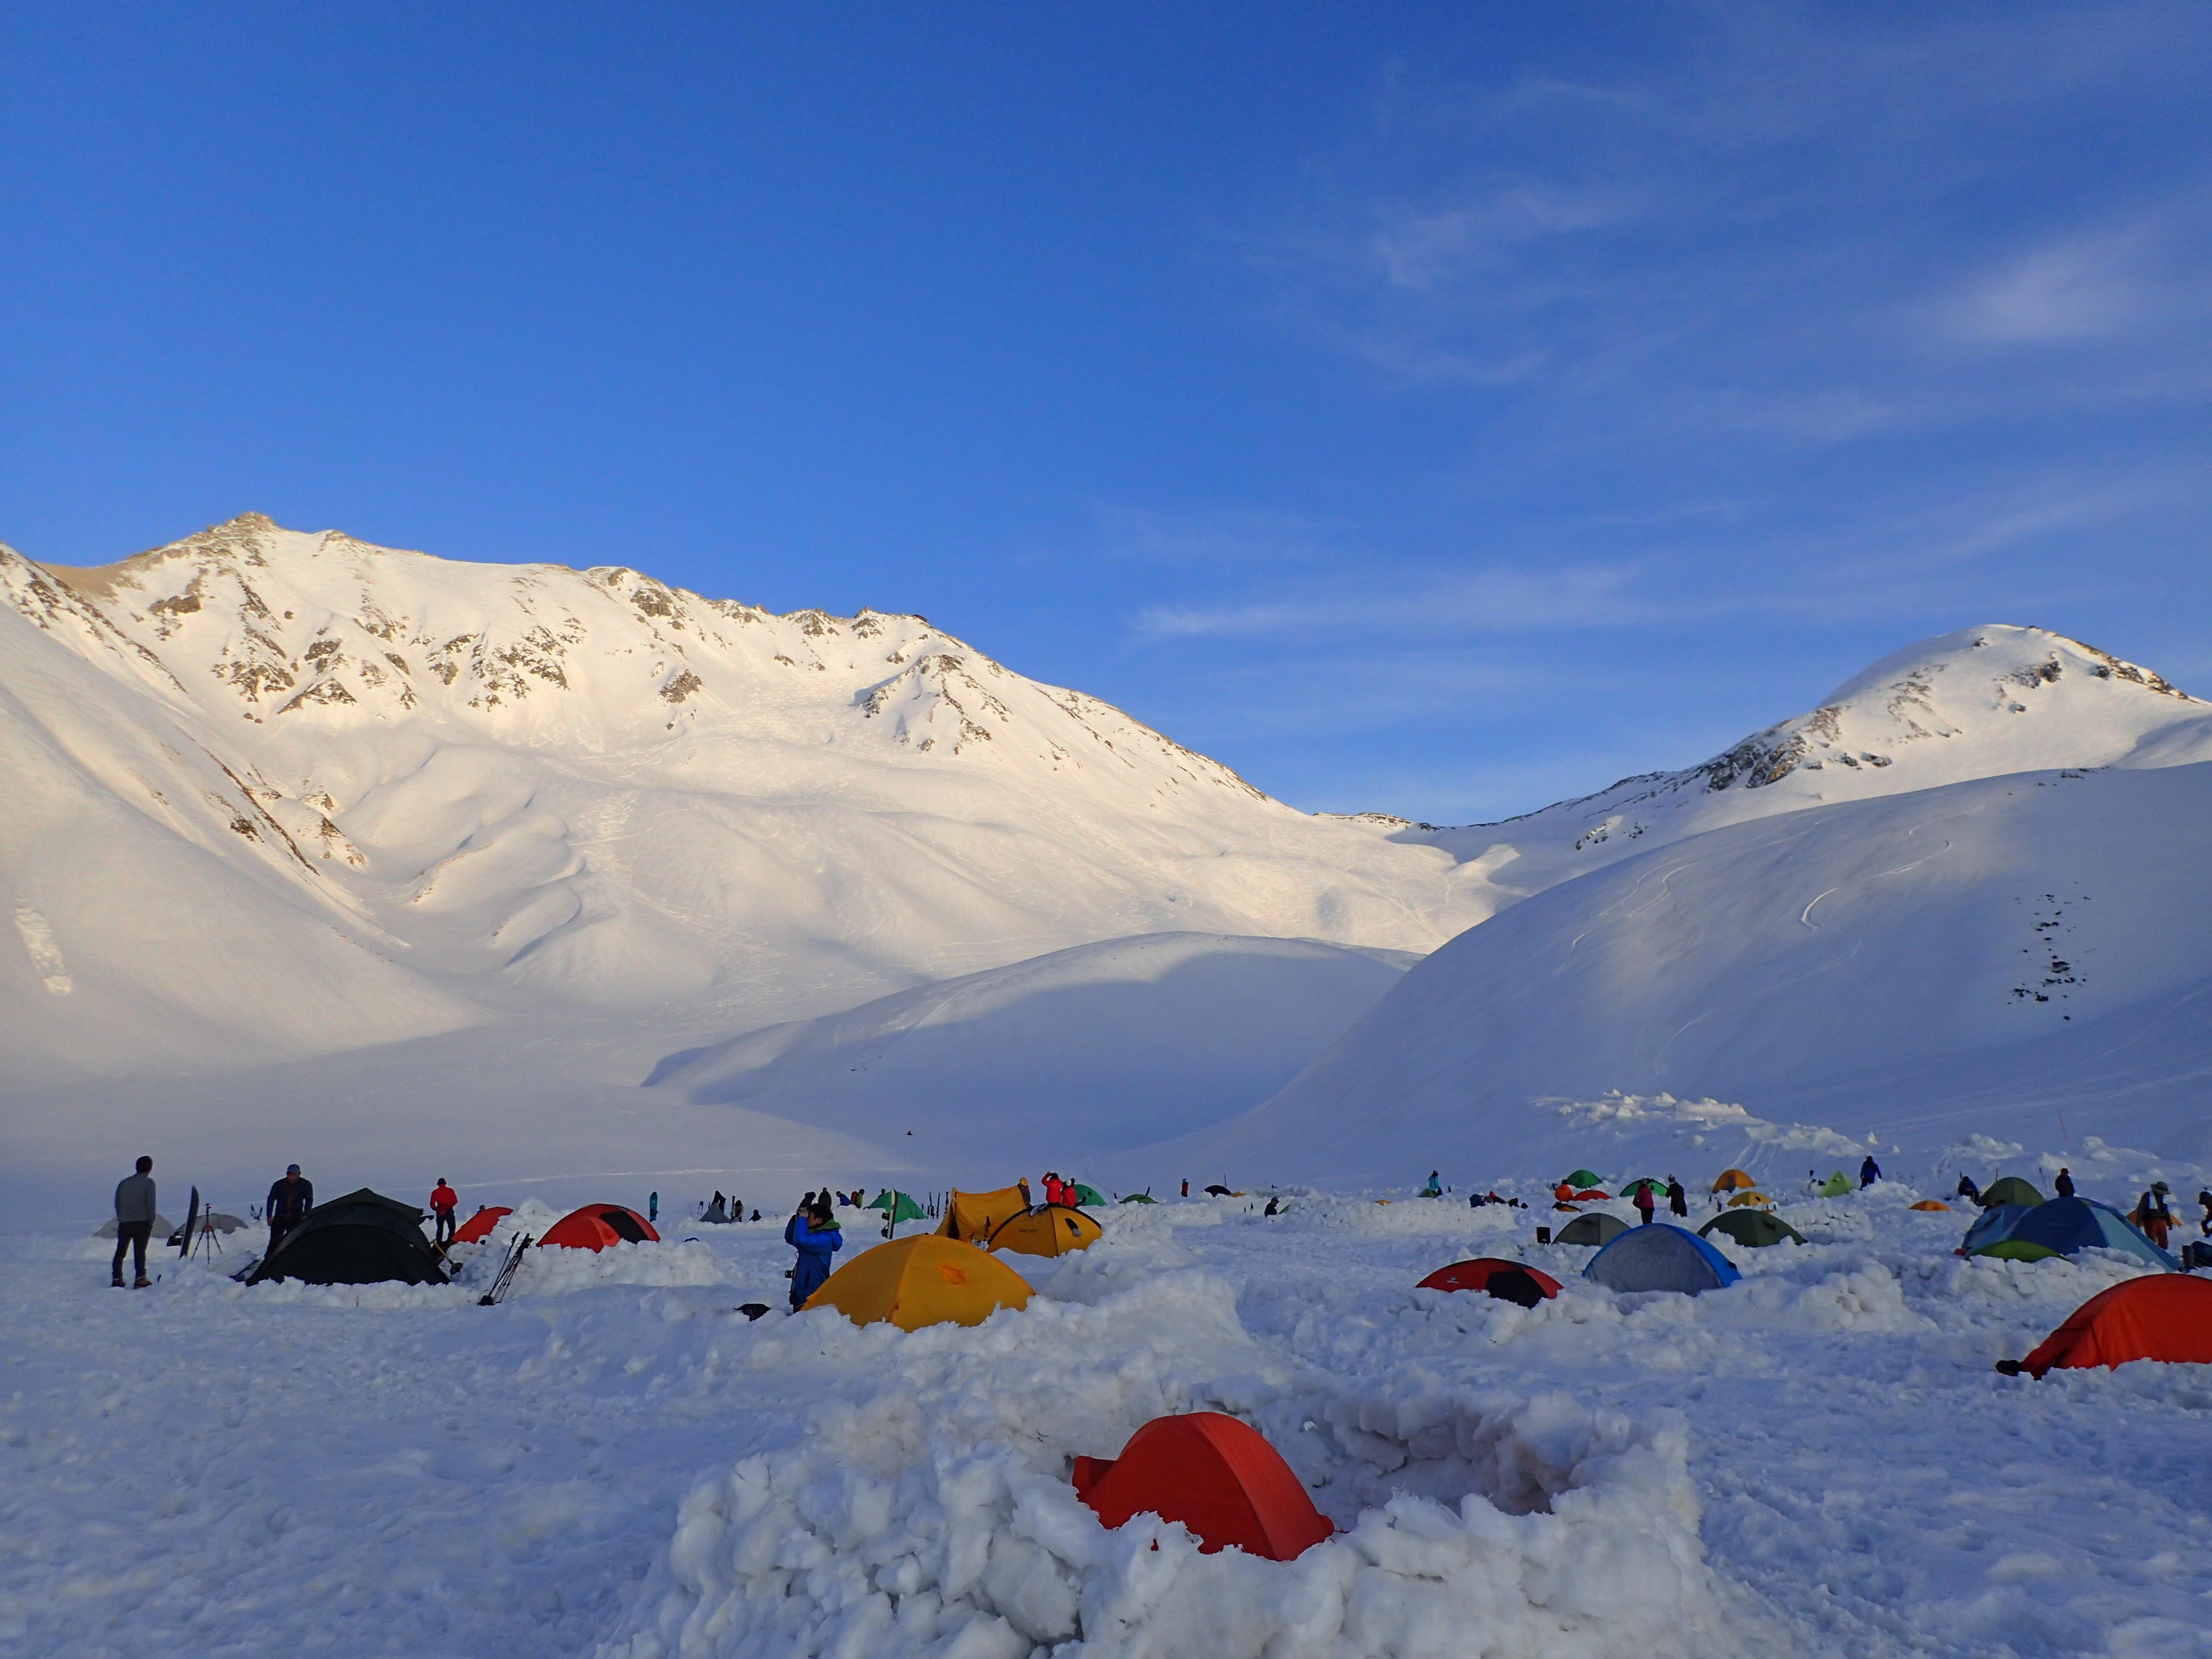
[1859,1156,1881,1189]
[265,1165,313,1252]
[2140,1182,2174,1250]
[112,1155,156,1288]
[2053,1168,2075,1198]
[2198,1188,2212,1237]
[1956,1174,1981,1204]
[1666,1176,1688,1218]
[786,1198,842,1310]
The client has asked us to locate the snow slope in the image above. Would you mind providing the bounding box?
[1398,625,2212,917]
[645,931,1419,1164]
[0,514,1490,1086]
[1176,761,2212,1189]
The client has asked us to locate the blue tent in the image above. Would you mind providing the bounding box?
[1585,1223,1741,1295]
[1958,1203,2032,1255]
[1974,1198,2176,1271]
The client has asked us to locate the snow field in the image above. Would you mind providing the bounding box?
[7,1190,2211,1657]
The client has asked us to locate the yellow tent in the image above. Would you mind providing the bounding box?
[1712,1169,1756,1192]
[938,1185,1030,1244]
[1727,1190,1772,1209]
[804,1235,1034,1331]
[989,1204,1102,1257]
[1911,1200,1951,1212]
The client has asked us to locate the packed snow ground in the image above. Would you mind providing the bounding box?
[5,1185,2208,1658]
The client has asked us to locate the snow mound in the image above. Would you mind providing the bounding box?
[606,1373,1728,1659]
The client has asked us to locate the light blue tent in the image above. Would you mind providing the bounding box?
[1972,1198,2176,1271]
[1585,1223,1741,1295]
[1958,1203,2034,1255]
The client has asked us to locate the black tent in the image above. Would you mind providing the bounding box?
[246,1188,448,1286]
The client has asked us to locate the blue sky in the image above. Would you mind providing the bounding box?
[4,2,2207,823]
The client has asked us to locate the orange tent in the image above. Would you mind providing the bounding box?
[1074,1412,1333,1560]
[805,1234,1033,1330]
[937,1185,1030,1245]
[988,1204,1101,1257]
[1712,1169,1756,1193]
[2004,1274,2212,1378]
[1910,1200,1951,1213]
[452,1206,513,1244]
[1417,1258,1561,1306]
[540,1204,660,1251]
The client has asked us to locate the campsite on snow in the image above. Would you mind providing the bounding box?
[3,517,2211,1658]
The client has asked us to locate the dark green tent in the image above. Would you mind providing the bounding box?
[1622,1177,1668,1198]
[1072,1183,1106,1208]
[1981,1176,2044,1208]
[1701,1210,1806,1249]
[1120,1192,1157,1204]
[1555,1212,1629,1247]
[1562,1168,1604,1190]
[246,1189,447,1286]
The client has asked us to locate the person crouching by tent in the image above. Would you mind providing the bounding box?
[1633,1183,1656,1226]
[266,1164,313,1253]
[428,1178,459,1245]
[112,1155,156,1288]
[1956,1174,1982,1204]
[786,1196,842,1311]
[1666,1176,1688,1218]
[2140,1182,2175,1250]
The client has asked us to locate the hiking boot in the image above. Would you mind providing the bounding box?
[133,1276,152,1289]
[111,1275,125,1288]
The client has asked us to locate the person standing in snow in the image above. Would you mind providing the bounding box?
[785,1197,842,1310]
[265,1165,313,1253]
[1180,1179,1189,1198]
[2054,1168,2075,1198]
[1633,1183,1656,1226]
[2140,1182,2175,1250]
[428,1178,459,1244]
[2198,1188,2212,1237]
[1666,1177,1688,1218]
[1859,1155,1881,1189]
[649,1191,659,1223]
[111,1155,156,1288]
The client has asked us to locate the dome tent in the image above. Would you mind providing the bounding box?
[1818,1172,1852,1198]
[987,1203,1101,1257]
[936,1185,1029,1245]
[1711,1169,1756,1193]
[2000,1275,2212,1377]
[451,1206,513,1245]
[1417,1258,1561,1307]
[805,1234,1033,1330]
[1561,1169,1604,1190]
[246,1189,447,1286]
[1071,1183,1107,1208]
[1702,1210,1805,1249]
[1911,1200,1951,1212]
[1073,1412,1333,1561]
[1980,1175,2044,1208]
[1622,1177,1668,1198]
[95,1213,175,1239]
[1970,1198,2175,1271]
[1585,1224,1740,1295]
[541,1204,659,1251]
[1959,1203,2034,1255]
[1554,1212,1629,1247]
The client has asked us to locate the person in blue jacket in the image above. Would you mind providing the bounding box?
[1859,1155,1881,1189]
[786,1196,842,1310]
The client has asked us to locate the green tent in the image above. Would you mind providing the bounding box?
[1701,1210,1805,1249]
[1563,1169,1604,1190]
[1981,1176,2044,1208]
[1072,1183,1106,1208]
[1622,1177,1668,1197]
[1819,1172,1852,1197]
[1120,1191,1157,1204]
[866,1190,926,1233]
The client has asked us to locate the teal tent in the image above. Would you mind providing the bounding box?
[1073,1183,1106,1208]
[866,1190,926,1235]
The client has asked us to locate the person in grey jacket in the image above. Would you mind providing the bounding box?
[112,1156,156,1288]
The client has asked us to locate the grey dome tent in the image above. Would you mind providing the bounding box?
[1701,1210,1805,1249]
[1554,1212,1629,1247]
[245,1189,448,1286]
[96,1213,174,1239]
[1585,1223,1741,1295]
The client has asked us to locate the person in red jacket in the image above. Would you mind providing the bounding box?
[429,1178,459,1244]
[1633,1183,1657,1226]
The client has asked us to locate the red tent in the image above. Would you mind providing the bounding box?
[452,1207,513,1245]
[2009,1274,2212,1377]
[1573,1188,1610,1201]
[540,1204,660,1251]
[1072,1412,1333,1561]
[1418,1258,1562,1305]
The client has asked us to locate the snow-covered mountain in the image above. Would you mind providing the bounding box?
[0,514,1494,1086]
[1398,625,2212,918]
[645,931,1419,1166]
[1170,759,2212,1189]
